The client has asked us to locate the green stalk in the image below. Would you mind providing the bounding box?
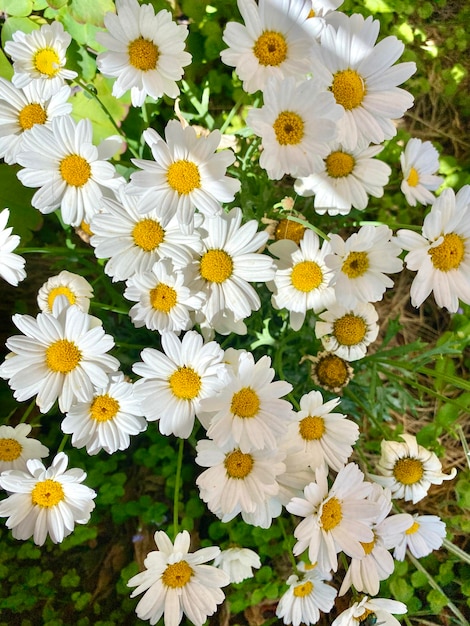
[285,214,330,241]
[19,399,37,424]
[57,434,69,453]
[456,424,470,470]
[443,538,470,566]
[173,438,184,540]
[277,516,298,573]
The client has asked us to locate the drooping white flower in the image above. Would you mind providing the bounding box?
[37,270,94,314]
[0,424,49,473]
[213,547,261,583]
[393,514,447,561]
[400,137,443,206]
[0,208,26,287]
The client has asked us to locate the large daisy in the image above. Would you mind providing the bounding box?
[0,423,49,473]
[0,208,26,287]
[400,137,443,206]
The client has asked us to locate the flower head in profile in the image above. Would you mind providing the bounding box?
[37,270,94,314]
[400,137,443,206]
[0,452,96,546]
[0,208,26,287]
[96,0,191,107]
[213,547,261,583]
[128,530,229,626]
[0,423,49,473]
[393,514,447,561]
[331,595,407,626]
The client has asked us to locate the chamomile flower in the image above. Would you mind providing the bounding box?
[396,186,470,312]
[37,270,94,314]
[0,424,48,473]
[294,142,391,215]
[0,208,26,287]
[276,568,337,626]
[96,0,191,107]
[393,514,446,561]
[128,530,229,626]
[400,138,443,206]
[132,331,227,439]
[331,596,407,626]
[0,297,120,414]
[128,121,240,229]
[305,350,354,393]
[0,452,96,546]
[371,434,457,504]
[315,301,379,361]
[247,76,343,180]
[220,0,317,94]
[61,372,146,456]
[16,116,124,226]
[306,0,344,40]
[326,225,403,307]
[4,21,77,98]
[213,547,261,583]
[0,79,71,165]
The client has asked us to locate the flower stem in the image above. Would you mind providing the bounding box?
[20,399,37,423]
[57,434,69,453]
[173,437,184,540]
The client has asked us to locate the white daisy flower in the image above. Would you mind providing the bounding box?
[199,350,293,453]
[326,225,403,307]
[213,547,261,584]
[220,0,317,94]
[396,186,470,313]
[4,21,77,98]
[124,258,204,333]
[128,530,229,626]
[0,208,26,287]
[371,433,457,504]
[400,138,443,206]
[61,372,146,456]
[0,452,96,546]
[16,115,124,226]
[90,185,203,282]
[247,76,343,180]
[287,390,359,472]
[0,79,71,165]
[393,514,446,561]
[0,424,49,473]
[128,121,240,229]
[312,12,416,150]
[331,596,407,626]
[276,568,337,626]
[0,298,120,414]
[287,463,380,573]
[315,301,379,361]
[275,440,317,507]
[294,141,391,215]
[37,270,94,314]
[132,331,227,439]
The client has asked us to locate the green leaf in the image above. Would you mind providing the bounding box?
[0,164,43,244]
[1,16,40,46]
[0,0,33,17]
[427,589,448,614]
[69,0,114,27]
[0,49,14,80]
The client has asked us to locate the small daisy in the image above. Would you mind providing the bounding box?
[393,514,447,561]
[247,76,343,180]
[304,351,354,393]
[0,79,71,165]
[0,208,26,287]
[276,568,337,626]
[272,216,307,245]
[371,433,457,504]
[396,186,470,312]
[400,137,443,206]
[61,372,146,456]
[0,452,96,546]
[294,142,391,215]
[4,21,77,98]
[0,424,49,473]
[315,301,379,361]
[128,121,240,229]
[220,0,317,94]
[331,596,407,626]
[287,390,359,472]
[128,530,229,626]
[213,547,261,583]
[132,331,227,439]
[16,115,124,226]
[37,270,94,314]
[326,225,403,307]
[0,297,120,414]
[287,463,380,573]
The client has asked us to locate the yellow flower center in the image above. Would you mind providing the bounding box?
[406,166,419,187]
[331,69,366,110]
[224,449,254,479]
[150,284,177,313]
[90,394,120,422]
[31,479,65,508]
[320,496,342,531]
[128,37,159,71]
[0,438,22,462]
[405,520,420,535]
[253,30,288,66]
[80,220,93,236]
[166,160,201,195]
[132,218,165,252]
[333,314,367,346]
[47,286,77,311]
[230,387,260,418]
[299,415,325,441]
[359,609,376,623]
[361,537,376,554]
[428,233,465,272]
[314,353,351,389]
[273,111,304,145]
[59,154,92,187]
[199,249,233,283]
[168,367,201,400]
[33,47,60,77]
[308,9,316,18]
[161,560,193,588]
[18,103,47,130]
[341,251,369,278]
[291,260,323,292]
[392,457,424,485]
[274,219,306,244]
[325,151,355,178]
[46,339,82,373]
[293,580,313,597]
